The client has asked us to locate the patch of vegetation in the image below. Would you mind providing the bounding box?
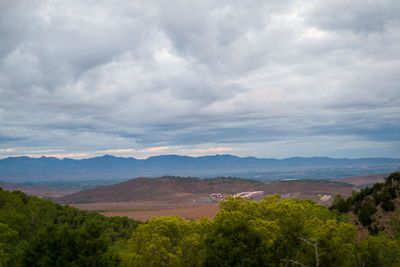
[161,176,202,182]
[205,176,260,185]
[278,179,354,187]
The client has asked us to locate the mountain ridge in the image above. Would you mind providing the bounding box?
[0,154,399,183]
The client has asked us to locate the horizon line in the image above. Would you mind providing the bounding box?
[1,154,400,161]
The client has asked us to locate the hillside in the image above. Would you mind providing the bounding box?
[331,172,400,239]
[0,181,78,198]
[334,172,389,187]
[56,177,263,203]
[56,176,356,204]
[1,155,399,182]
[0,187,141,266]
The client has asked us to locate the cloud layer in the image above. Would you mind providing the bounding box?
[1,0,400,158]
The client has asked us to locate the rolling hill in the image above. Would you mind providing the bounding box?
[56,176,356,204]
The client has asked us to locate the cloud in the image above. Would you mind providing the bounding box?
[101,146,169,156]
[180,147,236,153]
[0,148,15,153]
[138,146,170,153]
[305,0,400,33]
[0,0,399,159]
[25,153,89,159]
[103,148,136,154]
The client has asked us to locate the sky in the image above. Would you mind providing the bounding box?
[0,0,400,159]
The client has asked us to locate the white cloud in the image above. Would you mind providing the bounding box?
[0,148,14,153]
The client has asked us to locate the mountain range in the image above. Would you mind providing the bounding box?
[1,154,399,183]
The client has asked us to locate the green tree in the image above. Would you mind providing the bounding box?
[204,196,357,267]
[0,223,20,267]
[358,202,377,226]
[356,233,400,266]
[120,216,208,267]
[23,220,120,267]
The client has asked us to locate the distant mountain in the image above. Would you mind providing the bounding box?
[0,154,399,183]
[56,176,355,204]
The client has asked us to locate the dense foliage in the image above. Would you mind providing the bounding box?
[0,188,140,266]
[2,172,400,266]
[118,194,400,266]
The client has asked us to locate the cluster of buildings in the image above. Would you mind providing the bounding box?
[210,191,264,201]
[210,193,224,199]
[233,191,264,199]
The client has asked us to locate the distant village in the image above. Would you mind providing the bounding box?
[210,191,264,201]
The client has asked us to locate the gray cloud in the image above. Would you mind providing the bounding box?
[0,0,399,159]
[306,0,400,33]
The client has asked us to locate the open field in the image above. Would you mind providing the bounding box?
[70,202,220,222]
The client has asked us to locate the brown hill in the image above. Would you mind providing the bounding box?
[57,177,262,203]
[56,176,356,205]
[334,173,389,187]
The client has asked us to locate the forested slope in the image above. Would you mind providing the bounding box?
[331,171,400,239]
[0,188,141,266]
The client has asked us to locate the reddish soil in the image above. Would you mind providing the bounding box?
[98,204,220,222]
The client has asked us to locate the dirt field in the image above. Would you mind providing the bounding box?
[70,202,220,222]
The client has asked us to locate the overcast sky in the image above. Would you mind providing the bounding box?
[0,0,399,159]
